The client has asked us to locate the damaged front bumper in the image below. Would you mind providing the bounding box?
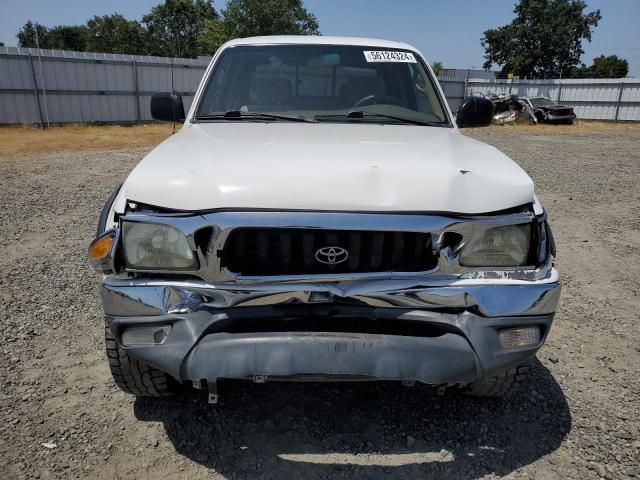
[102,268,560,387]
[542,111,577,123]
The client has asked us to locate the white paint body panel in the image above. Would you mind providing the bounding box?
[113,36,536,216]
[120,123,533,214]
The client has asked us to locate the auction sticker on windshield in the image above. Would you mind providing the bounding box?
[364,51,417,63]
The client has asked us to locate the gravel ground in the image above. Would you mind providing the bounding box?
[1,126,639,479]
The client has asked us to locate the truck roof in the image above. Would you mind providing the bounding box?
[222,35,418,52]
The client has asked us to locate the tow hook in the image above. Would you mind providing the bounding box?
[207,380,219,404]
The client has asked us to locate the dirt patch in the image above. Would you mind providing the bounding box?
[0,124,175,157]
[1,127,639,479]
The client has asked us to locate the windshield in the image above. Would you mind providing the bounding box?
[529,97,556,107]
[195,44,449,126]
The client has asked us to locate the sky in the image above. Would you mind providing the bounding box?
[1,0,639,76]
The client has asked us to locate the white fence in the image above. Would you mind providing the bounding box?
[0,47,209,125]
[1,46,639,124]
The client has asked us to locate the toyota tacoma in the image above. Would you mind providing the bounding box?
[89,36,560,402]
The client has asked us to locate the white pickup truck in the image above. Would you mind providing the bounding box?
[89,36,560,402]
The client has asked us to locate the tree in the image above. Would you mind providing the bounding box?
[17,21,88,50]
[143,0,220,58]
[481,0,601,78]
[86,14,147,54]
[45,26,89,51]
[589,54,628,78]
[0,42,4,47]
[222,0,319,38]
[431,61,443,77]
[565,63,588,78]
[13,0,322,57]
[17,21,50,48]
[197,18,229,55]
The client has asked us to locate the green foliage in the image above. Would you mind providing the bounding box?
[18,21,50,48]
[223,0,319,38]
[197,18,229,55]
[589,55,628,78]
[46,26,89,51]
[15,0,320,58]
[431,61,443,77]
[482,0,601,78]
[143,0,219,58]
[86,14,147,54]
[18,21,88,51]
[567,54,629,78]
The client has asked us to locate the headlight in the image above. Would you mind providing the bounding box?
[459,224,531,267]
[122,222,197,270]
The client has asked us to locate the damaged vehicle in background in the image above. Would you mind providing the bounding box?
[520,96,577,124]
[486,93,523,124]
[88,36,560,403]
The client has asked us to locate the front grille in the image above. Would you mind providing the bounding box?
[221,228,436,276]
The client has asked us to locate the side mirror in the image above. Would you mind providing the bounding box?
[456,96,493,128]
[150,92,185,122]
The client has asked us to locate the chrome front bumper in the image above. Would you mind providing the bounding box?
[102,268,560,318]
[102,269,560,386]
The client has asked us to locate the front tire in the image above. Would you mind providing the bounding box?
[464,364,530,397]
[105,324,176,397]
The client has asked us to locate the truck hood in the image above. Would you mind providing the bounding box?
[122,123,534,214]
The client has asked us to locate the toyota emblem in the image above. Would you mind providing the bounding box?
[315,246,349,265]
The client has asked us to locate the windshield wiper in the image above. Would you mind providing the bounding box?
[315,110,446,127]
[194,110,317,123]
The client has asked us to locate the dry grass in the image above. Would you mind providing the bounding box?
[485,119,640,135]
[1,120,638,158]
[0,124,176,157]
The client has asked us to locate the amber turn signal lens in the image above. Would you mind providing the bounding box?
[88,235,114,262]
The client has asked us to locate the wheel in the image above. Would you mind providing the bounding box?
[105,324,176,397]
[464,364,530,397]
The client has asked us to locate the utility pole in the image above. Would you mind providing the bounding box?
[34,22,50,128]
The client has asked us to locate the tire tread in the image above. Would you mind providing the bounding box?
[104,324,175,397]
[465,364,530,397]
